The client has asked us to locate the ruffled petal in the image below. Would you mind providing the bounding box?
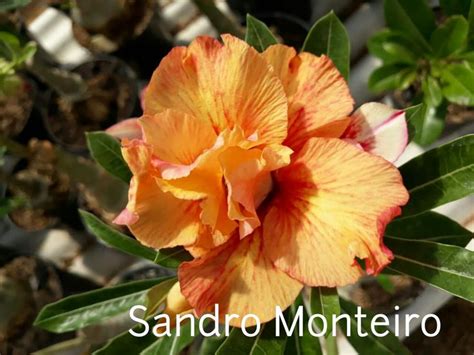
[263,138,409,287]
[106,118,142,140]
[179,231,303,326]
[262,45,354,151]
[343,102,408,162]
[140,110,217,165]
[144,35,288,144]
[115,140,202,249]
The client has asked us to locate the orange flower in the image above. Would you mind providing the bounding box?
[112,35,409,326]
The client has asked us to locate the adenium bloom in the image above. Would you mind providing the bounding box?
[112,35,409,326]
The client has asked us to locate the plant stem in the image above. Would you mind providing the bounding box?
[191,0,244,38]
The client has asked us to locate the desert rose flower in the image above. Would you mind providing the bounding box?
[110,35,409,326]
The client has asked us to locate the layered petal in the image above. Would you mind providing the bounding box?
[343,102,408,162]
[263,138,409,287]
[141,109,217,165]
[115,140,202,249]
[262,45,354,151]
[179,231,303,326]
[220,144,292,237]
[144,35,288,144]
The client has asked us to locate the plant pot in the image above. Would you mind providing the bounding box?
[42,57,138,153]
[0,75,36,139]
[348,275,425,314]
[71,0,156,53]
[5,139,80,232]
[404,298,474,353]
[0,246,98,354]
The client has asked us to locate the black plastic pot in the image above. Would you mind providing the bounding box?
[42,56,139,154]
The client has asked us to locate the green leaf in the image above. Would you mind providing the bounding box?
[368,29,418,64]
[412,102,446,146]
[79,210,157,262]
[385,236,474,301]
[384,0,434,51]
[245,14,278,52]
[144,278,176,318]
[340,299,410,355]
[0,0,31,12]
[368,64,415,93]
[141,319,198,355]
[440,0,472,16]
[302,11,350,80]
[199,334,227,355]
[430,16,468,57]
[405,103,424,142]
[441,63,474,105]
[386,211,473,247]
[34,277,171,333]
[216,319,288,355]
[469,0,474,39]
[0,196,24,217]
[422,77,443,107]
[94,318,158,354]
[86,132,132,183]
[309,287,339,338]
[400,135,474,215]
[154,246,193,269]
[285,297,322,355]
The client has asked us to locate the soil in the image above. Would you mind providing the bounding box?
[404,298,474,355]
[0,256,63,355]
[72,0,155,53]
[7,139,73,231]
[349,275,425,313]
[45,59,136,150]
[0,80,34,137]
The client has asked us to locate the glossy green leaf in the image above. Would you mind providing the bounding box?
[94,318,158,354]
[368,29,418,64]
[79,210,157,262]
[309,287,339,338]
[441,63,474,105]
[340,299,410,355]
[368,64,415,93]
[86,132,132,183]
[245,14,278,52]
[400,135,474,215]
[141,319,198,355]
[387,211,473,247]
[412,102,446,146]
[216,319,288,355]
[385,236,474,301]
[440,0,472,16]
[0,0,31,12]
[405,103,424,142]
[144,278,177,318]
[285,297,322,355]
[431,15,468,57]
[384,0,434,51]
[154,246,193,269]
[422,77,443,107]
[302,11,350,80]
[34,277,171,333]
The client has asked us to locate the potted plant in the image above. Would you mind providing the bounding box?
[368,0,474,145]
[0,30,36,138]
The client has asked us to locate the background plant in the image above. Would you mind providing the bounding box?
[369,0,474,145]
[0,31,36,96]
[32,13,474,355]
